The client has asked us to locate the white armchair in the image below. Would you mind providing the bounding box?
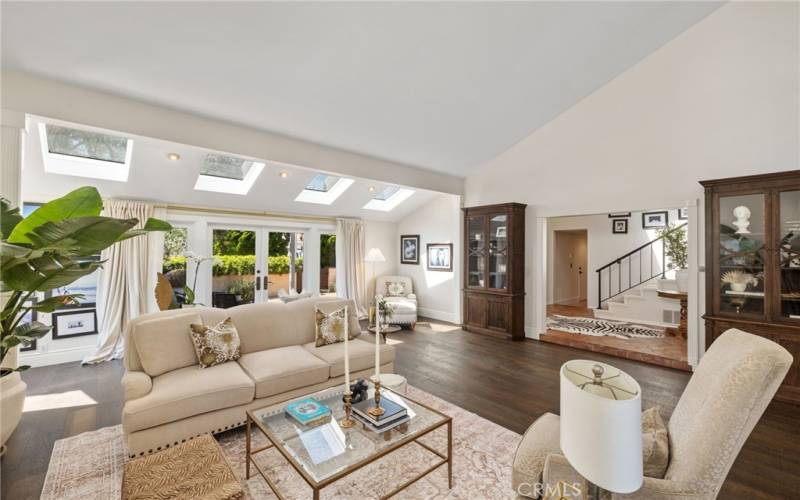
[375,275,417,329]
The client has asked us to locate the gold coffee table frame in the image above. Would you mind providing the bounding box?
[245,387,453,500]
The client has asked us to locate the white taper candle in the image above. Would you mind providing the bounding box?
[375,298,380,377]
[344,306,350,389]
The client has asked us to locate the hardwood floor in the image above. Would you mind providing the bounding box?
[542,303,691,371]
[2,319,799,499]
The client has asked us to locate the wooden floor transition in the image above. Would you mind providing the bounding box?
[542,303,691,371]
[2,318,798,499]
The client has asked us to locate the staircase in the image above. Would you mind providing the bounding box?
[594,224,686,327]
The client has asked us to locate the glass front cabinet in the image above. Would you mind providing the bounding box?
[462,203,526,340]
[702,171,800,404]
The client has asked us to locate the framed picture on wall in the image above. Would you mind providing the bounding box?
[642,211,669,229]
[612,219,628,234]
[678,207,689,220]
[52,309,97,339]
[608,212,631,218]
[427,243,453,272]
[400,235,420,264]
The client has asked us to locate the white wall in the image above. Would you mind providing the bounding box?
[548,208,683,308]
[394,194,462,323]
[464,2,799,348]
[364,220,398,300]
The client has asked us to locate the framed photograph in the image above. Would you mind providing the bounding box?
[52,309,97,339]
[20,298,38,352]
[427,243,453,272]
[400,234,420,265]
[608,212,631,218]
[612,219,628,234]
[496,226,507,238]
[642,211,669,229]
[678,207,689,220]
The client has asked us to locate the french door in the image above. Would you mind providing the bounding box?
[208,225,305,308]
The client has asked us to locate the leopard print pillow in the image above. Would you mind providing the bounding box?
[189,318,241,368]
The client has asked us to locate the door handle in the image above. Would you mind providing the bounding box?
[255,270,262,291]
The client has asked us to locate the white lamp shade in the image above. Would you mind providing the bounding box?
[560,360,643,494]
[365,247,386,263]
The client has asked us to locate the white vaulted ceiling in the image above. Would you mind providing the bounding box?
[2,1,721,176]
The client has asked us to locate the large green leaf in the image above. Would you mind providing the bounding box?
[1,199,23,239]
[12,321,52,340]
[2,254,102,291]
[7,187,102,244]
[31,294,82,313]
[25,216,138,255]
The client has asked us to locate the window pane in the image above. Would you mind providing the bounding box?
[46,124,128,163]
[306,174,341,192]
[320,234,336,296]
[267,231,304,301]
[718,194,765,316]
[373,186,400,201]
[212,229,256,308]
[779,190,800,320]
[162,227,188,304]
[201,154,254,180]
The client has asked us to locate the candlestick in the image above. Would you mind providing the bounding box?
[344,306,350,389]
[368,377,385,418]
[340,391,355,428]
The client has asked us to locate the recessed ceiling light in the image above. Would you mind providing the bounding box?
[279,171,289,178]
[368,186,375,192]
[167,153,181,161]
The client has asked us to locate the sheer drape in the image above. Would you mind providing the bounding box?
[83,200,155,364]
[336,218,367,318]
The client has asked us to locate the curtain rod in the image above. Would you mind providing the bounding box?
[159,203,339,223]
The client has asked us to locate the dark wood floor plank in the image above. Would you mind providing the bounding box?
[1,319,798,499]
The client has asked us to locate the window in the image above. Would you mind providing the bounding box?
[295,174,354,205]
[194,153,265,195]
[162,227,188,305]
[320,234,336,296]
[38,123,134,182]
[362,187,415,212]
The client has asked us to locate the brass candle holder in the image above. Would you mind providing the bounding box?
[340,391,356,428]
[368,377,385,418]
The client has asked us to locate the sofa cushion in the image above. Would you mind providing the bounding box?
[304,337,395,377]
[237,346,331,398]
[226,302,296,354]
[383,297,417,315]
[512,412,561,497]
[189,317,241,368]
[133,313,201,377]
[123,362,254,433]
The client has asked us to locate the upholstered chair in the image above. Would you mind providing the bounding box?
[375,275,417,329]
[512,328,793,499]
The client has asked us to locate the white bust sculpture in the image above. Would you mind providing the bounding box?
[732,205,751,234]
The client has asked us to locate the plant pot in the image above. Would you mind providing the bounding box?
[675,269,690,293]
[0,371,27,450]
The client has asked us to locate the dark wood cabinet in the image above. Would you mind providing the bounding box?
[462,203,526,340]
[701,170,800,404]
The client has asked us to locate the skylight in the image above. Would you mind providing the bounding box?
[363,187,415,212]
[194,154,265,195]
[306,174,341,192]
[295,175,354,205]
[38,123,134,182]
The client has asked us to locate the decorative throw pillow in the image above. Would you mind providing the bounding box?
[315,306,354,347]
[189,318,241,368]
[641,406,670,478]
[385,281,406,297]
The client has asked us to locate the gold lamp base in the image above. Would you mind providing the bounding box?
[340,391,356,428]
[368,378,385,417]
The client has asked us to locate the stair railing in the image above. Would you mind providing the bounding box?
[596,223,687,309]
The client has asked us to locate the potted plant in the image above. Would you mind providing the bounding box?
[376,296,395,328]
[0,187,170,450]
[659,223,689,292]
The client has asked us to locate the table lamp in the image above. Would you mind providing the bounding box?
[560,360,643,500]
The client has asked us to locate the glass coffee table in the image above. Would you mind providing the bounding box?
[245,384,452,500]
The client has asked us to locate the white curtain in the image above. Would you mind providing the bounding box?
[83,200,155,364]
[336,218,367,318]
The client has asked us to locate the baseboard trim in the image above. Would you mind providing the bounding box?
[19,345,95,368]
[417,307,459,324]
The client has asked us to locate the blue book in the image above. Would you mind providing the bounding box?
[285,397,331,426]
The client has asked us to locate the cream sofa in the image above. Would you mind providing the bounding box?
[121,296,395,457]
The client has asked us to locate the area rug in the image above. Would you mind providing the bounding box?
[41,386,521,499]
[546,314,665,339]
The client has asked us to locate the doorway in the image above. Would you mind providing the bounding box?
[552,230,588,308]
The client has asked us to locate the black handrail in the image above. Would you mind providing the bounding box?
[596,223,687,309]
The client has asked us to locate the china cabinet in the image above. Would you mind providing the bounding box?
[462,203,526,340]
[701,170,800,404]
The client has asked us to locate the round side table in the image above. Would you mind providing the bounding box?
[368,324,402,343]
[378,373,408,395]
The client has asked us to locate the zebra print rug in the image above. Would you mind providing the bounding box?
[546,314,665,339]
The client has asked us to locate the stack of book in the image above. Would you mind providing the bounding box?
[352,396,409,433]
[285,397,332,428]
